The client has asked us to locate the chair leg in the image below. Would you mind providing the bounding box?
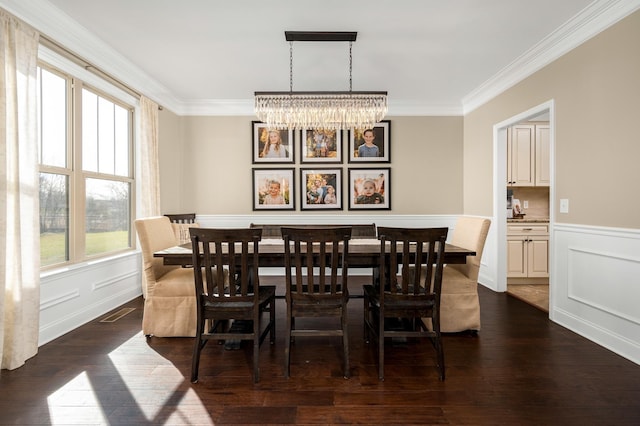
[342,306,350,379]
[191,319,204,383]
[433,315,445,381]
[363,295,369,343]
[253,318,260,383]
[269,298,276,345]
[378,313,385,381]
[285,312,292,378]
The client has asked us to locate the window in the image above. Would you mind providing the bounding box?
[38,65,134,268]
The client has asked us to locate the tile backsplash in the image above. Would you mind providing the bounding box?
[510,187,549,219]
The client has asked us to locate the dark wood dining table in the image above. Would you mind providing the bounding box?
[154,238,476,268]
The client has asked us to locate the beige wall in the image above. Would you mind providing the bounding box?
[464,10,640,229]
[158,114,464,216]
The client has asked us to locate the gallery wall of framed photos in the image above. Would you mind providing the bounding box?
[251,120,391,211]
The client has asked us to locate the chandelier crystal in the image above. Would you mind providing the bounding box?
[254,31,388,130]
[254,91,388,130]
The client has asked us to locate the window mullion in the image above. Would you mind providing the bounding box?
[70,78,85,261]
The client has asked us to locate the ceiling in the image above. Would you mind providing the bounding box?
[8,0,632,115]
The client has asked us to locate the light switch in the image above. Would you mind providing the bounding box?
[560,198,569,213]
[523,200,529,209]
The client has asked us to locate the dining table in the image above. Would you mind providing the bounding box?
[154,238,476,268]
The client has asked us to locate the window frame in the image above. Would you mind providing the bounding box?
[38,60,136,270]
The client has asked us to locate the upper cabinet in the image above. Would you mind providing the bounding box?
[535,124,550,186]
[507,123,550,187]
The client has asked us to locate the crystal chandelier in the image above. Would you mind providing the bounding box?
[254,31,388,130]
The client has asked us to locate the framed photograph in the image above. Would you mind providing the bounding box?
[348,168,390,210]
[300,128,342,163]
[300,168,343,210]
[348,120,391,163]
[252,121,294,164]
[252,168,295,210]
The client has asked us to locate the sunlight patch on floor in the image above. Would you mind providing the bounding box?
[47,372,109,424]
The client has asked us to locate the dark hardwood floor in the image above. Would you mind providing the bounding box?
[1,278,639,425]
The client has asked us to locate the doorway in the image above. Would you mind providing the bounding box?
[493,100,555,318]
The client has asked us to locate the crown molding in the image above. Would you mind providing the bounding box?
[172,98,463,117]
[462,0,640,114]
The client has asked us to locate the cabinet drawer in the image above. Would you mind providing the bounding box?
[507,224,548,234]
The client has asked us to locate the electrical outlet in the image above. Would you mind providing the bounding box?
[523,200,529,209]
[560,199,569,213]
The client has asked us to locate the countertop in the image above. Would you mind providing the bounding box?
[507,218,549,223]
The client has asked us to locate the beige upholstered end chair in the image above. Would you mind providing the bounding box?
[135,216,198,337]
[413,217,491,333]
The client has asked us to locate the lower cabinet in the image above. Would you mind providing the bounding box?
[507,223,549,279]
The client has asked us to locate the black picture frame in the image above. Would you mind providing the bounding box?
[300,168,343,210]
[252,168,295,210]
[300,128,342,164]
[252,121,294,164]
[348,120,391,163]
[348,167,391,210]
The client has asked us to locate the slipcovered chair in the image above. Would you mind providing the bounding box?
[412,217,491,333]
[135,216,199,337]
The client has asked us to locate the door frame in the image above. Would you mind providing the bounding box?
[492,100,555,318]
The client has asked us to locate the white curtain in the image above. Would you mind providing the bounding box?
[0,10,41,370]
[139,95,161,218]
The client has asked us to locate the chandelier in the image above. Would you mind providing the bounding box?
[254,31,388,130]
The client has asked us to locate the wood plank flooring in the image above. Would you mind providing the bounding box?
[507,284,549,312]
[1,278,639,425]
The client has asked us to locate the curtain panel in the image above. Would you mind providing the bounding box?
[0,9,41,370]
[139,95,161,218]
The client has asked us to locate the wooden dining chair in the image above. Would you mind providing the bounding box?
[189,227,276,383]
[281,226,352,378]
[164,213,197,223]
[165,213,199,244]
[363,226,449,381]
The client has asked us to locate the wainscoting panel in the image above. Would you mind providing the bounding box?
[553,223,640,365]
[39,252,142,346]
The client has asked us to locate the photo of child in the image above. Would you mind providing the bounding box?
[252,122,293,164]
[253,168,295,210]
[349,168,390,210]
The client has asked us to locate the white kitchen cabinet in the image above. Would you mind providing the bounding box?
[507,124,549,187]
[535,124,550,186]
[507,223,549,279]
